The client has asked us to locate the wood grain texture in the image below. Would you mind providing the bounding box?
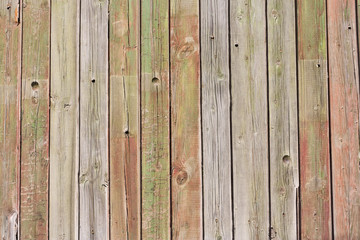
[170,0,201,239]
[109,0,140,238]
[49,0,79,239]
[267,0,298,239]
[201,0,232,239]
[297,0,332,238]
[79,0,109,239]
[0,0,21,239]
[141,0,170,238]
[230,0,269,238]
[328,0,360,238]
[20,0,50,238]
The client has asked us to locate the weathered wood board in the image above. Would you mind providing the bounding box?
[0,0,21,239]
[170,0,202,239]
[201,0,232,239]
[109,0,140,238]
[2,0,360,239]
[267,0,299,239]
[49,0,80,239]
[230,0,269,238]
[298,0,332,238]
[79,0,109,239]
[20,0,50,238]
[141,0,170,238]
[328,0,360,238]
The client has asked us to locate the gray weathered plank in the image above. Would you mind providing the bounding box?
[79,0,109,239]
[49,0,80,239]
[267,0,299,239]
[230,0,269,238]
[201,0,232,239]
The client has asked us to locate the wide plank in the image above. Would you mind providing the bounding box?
[297,0,332,238]
[141,0,170,238]
[170,0,202,239]
[201,0,232,239]
[49,0,80,239]
[267,0,299,239]
[109,0,140,238]
[230,0,269,238]
[20,0,50,238]
[79,0,109,239]
[328,0,360,238]
[0,0,21,239]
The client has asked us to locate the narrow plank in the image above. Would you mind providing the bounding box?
[267,0,299,239]
[49,0,79,239]
[141,0,170,238]
[297,0,332,238]
[230,0,269,238]
[201,0,232,238]
[20,0,50,238]
[79,0,109,239]
[109,0,140,238]
[0,0,21,239]
[170,0,201,239]
[328,0,360,238]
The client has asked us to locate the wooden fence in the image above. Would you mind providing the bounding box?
[1,0,360,239]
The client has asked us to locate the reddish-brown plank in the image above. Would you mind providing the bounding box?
[0,1,21,239]
[297,0,332,238]
[20,0,50,239]
[109,0,140,237]
[328,0,360,238]
[170,0,202,239]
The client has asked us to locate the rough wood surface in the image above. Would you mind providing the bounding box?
[109,0,140,238]
[328,0,360,238]
[141,0,170,238]
[170,0,201,239]
[79,0,109,239]
[49,0,79,239]
[267,0,299,239]
[0,0,21,239]
[297,0,332,238]
[230,0,269,238]
[201,0,232,239]
[20,0,50,238]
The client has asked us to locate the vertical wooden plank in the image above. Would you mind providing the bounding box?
[109,0,140,238]
[297,0,332,238]
[170,0,201,239]
[141,0,170,238]
[267,0,299,239]
[201,0,232,239]
[328,0,360,238]
[0,0,21,239]
[230,0,269,238]
[79,0,109,239]
[49,0,79,239]
[20,0,50,238]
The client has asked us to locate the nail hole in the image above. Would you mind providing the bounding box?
[316,63,320,68]
[152,77,159,84]
[91,79,96,83]
[348,26,352,30]
[31,81,39,90]
[124,129,129,135]
[235,43,239,47]
[282,155,291,163]
[210,35,214,39]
